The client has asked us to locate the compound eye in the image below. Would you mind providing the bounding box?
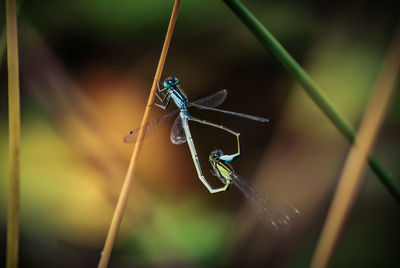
[210,152,217,160]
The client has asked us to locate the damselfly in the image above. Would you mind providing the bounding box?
[208,149,300,235]
[124,76,269,193]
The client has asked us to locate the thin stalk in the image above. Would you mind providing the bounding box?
[6,0,21,267]
[1,0,22,67]
[97,1,181,267]
[223,0,400,203]
[311,25,400,268]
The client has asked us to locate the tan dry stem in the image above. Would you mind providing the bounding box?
[97,1,181,267]
[6,0,21,267]
[311,25,400,268]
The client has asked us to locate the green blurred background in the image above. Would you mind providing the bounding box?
[1,0,399,267]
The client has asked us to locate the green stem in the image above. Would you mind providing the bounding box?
[223,0,400,203]
[6,0,21,267]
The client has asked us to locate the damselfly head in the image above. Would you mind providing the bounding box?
[164,76,179,87]
[209,149,224,162]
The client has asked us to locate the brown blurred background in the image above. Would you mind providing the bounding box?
[0,0,399,267]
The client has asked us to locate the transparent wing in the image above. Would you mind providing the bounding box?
[232,172,300,235]
[123,110,179,144]
[170,116,186,145]
[191,103,269,123]
[190,89,227,108]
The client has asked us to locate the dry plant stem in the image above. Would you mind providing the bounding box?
[6,0,21,267]
[311,25,400,268]
[223,0,400,203]
[0,0,22,67]
[97,1,181,267]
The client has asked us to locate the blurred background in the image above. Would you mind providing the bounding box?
[0,0,399,267]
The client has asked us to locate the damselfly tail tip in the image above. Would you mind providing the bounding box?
[123,131,136,144]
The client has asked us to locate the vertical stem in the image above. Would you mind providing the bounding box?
[6,0,21,267]
[311,25,400,268]
[1,0,22,67]
[223,0,400,203]
[97,1,181,267]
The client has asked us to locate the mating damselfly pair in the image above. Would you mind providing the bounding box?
[124,76,299,234]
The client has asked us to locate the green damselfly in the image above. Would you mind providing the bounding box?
[209,149,300,235]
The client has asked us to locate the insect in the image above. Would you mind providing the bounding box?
[208,149,300,235]
[124,76,269,193]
